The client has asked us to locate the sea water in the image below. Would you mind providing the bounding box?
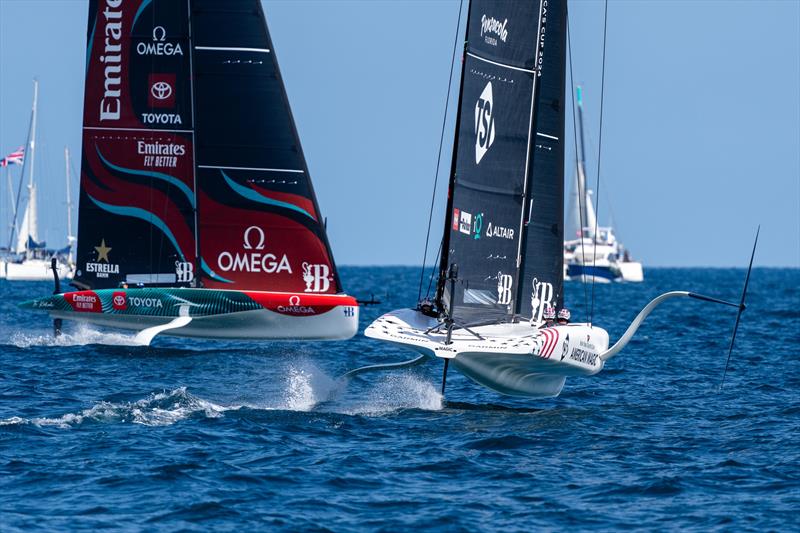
[1,267,798,530]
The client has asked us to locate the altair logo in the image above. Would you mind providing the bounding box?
[474,82,495,164]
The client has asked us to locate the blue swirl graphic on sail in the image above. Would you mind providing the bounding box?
[86,17,96,76]
[200,258,232,284]
[221,171,313,220]
[96,146,195,208]
[88,195,186,262]
[132,0,153,29]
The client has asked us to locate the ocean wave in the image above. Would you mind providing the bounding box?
[0,387,235,429]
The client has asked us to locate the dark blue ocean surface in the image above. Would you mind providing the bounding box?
[1,267,798,531]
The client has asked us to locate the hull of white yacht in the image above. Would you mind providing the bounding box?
[3,259,73,281]
[565,263,619,283]
[365,308,609,398]
[619,261,644,282]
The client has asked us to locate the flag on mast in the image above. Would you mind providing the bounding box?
[0,147,24,167]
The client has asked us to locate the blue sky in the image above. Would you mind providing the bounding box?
[1,0,798,267]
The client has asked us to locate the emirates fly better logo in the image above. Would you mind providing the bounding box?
[474,81,495,164]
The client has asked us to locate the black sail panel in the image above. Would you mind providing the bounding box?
[75,0,196,289]
[191,0,341,294]
[518,0,567,320]
[440,0,542,324]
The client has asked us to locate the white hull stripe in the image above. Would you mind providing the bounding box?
[466,52,535,74]
[536,132,559,140]
[195,46,270,53]
[197,165,304,174]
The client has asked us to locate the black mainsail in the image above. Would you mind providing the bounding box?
[75,0,341,295]
[438,0,564,323]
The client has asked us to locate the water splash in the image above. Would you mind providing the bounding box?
[9,323,141,348]
[0,387,235,429]
[282,361,344,411]
[344,373,443,415]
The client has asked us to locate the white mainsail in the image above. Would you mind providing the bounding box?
[15,183,38,254]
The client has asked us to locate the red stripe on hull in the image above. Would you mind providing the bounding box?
[243,291,358,317]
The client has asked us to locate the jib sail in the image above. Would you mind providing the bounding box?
[75,0,340,295]
[438,0,546,324]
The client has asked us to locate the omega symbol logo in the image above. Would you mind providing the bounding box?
[289,295,301,306]
[151,81,173,100]
[243,226,265,250]
[474,81,496,164]
[153,26,166,42]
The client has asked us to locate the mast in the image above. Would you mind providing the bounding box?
[8,79,37,251]
[24,79,39,257]
[576,86,596,236]
[436,2,471,310]
[64,147,75,261]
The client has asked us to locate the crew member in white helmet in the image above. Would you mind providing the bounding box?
[541,305,556,328]
[557,308,571,326]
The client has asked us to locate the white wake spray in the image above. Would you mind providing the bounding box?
[0,387,237,429]
[9,323,141,348]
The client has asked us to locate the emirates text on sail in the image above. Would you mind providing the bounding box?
[99,0,123,121]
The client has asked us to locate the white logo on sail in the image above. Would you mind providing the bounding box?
[459,210,473,235]
[530,278,554,322]
[475,82,495,164]
[151,81,173,100]
[480,15,508,46]
[303,262,331,293]
[136,26,184,56]
[99,0,123,121]
[497,273,513,305]
[243,226,265,250]
[216,226,292,274]
[175,261,194,283]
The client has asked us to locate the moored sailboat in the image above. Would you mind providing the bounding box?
[21,0,358,342]
[363,0,752,398]
[563,86,642,283]
[2,80,74,281]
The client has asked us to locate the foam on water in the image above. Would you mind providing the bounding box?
[9,323,141,348]
[0,387,235,429]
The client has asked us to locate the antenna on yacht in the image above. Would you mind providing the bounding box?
[719,225,759,389]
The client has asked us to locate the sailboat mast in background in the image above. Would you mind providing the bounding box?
[64,146,75,265]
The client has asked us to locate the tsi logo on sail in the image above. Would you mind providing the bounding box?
[475,82,495,164]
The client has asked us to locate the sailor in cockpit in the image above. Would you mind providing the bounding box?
[540,305,556,328]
